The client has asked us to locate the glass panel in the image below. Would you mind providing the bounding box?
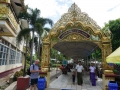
[5,60,7,65]
[1,45,3,51]
[2,59,4,65]
[0,59,2,65]
[6,48,8,53]
[0,52,3,58]
[0,44,1,50]
[6,54,8,59]
[3,53,6,58]
[2,40,4,44]
[4,47,6,52]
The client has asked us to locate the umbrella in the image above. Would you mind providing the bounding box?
[106,47,120,64]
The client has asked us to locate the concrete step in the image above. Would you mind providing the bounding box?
[5,81,17,90]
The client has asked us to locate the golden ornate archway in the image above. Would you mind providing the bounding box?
[41,3,113,88]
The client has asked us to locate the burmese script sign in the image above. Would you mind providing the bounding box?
[58,29,90,39]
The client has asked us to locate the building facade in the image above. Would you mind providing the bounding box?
[0,0,27,78]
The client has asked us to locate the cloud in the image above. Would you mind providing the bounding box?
[25,0,120,28]
[107,3,120,12]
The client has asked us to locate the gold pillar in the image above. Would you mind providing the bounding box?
[102,43,112,70]
[41,43,50,87]
[102,43,114,90]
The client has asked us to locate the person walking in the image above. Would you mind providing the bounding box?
[76,61,84,85]
[89,63,96,86]
[30,60,41,90]
[72,70,76,84]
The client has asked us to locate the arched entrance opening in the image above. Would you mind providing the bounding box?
[41,3,113,89]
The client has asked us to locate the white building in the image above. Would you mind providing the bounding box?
[0,0,27,78]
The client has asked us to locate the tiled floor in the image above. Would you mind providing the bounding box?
[48,72,103,90]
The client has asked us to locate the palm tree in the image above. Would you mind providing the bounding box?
[18,8,41,65]
[18,7,53,65]
[16,28,31,76]
[35,18,53,60]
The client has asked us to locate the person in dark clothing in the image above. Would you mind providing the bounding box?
[66,64,71,72]
[72,70,76,84]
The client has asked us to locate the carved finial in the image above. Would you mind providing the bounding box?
[73,3,76,11]
[70,3,77,21]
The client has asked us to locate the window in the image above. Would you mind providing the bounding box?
[16,51,22,63]
[1,39,9,46]
[9,49,16,64]
[19,53,22,63]
[0,43,9,65]
[0,38,23,65]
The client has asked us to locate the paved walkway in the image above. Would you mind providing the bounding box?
[47,71,103,90]
[27,69,61,90]
[5,68,103,90]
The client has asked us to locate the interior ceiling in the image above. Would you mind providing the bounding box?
[53,41,98,59]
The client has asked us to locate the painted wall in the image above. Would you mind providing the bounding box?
[0,63,22,73]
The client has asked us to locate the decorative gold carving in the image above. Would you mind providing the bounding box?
[8,9,18,30]
[42,34,51,44]
[41,45,50,68]
[0,6,18,30]
[50,42,57,48]
[0,6,8,19]
[51,3,101,32]
[49,3,111,41]
[41,3,113,87]
[0,0,9,3]
[102,44,113,70]
[62,33,89,41]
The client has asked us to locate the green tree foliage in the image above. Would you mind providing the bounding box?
[18,7,53,64]
[16,28,31,75]
[50,48,70,64]
[103,18,120,51]
[91,49,102,59]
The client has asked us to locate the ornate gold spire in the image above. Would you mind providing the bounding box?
[51,3,101,32]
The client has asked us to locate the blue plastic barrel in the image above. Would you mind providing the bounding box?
[108,81,118,90]
[37,77,46,90]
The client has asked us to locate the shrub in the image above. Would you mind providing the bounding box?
[51,64,61,67]
[13,69,23,81]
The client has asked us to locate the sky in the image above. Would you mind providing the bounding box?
[25,0,120,28]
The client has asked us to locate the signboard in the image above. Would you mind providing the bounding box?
[58,29,90,39]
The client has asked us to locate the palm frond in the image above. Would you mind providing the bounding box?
[17,11,31,20]
[28,8,41,25]
[35,23,43,36]
[36,18,53,27]
[16,28,31,44]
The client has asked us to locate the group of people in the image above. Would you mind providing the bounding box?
[59,64,72,75]
[28,59,97,90]
[72,60,97,86]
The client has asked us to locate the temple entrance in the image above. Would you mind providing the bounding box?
[41,3,113,89]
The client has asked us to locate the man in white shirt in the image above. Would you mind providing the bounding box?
[89,63,96,86]
[76,61,84,85]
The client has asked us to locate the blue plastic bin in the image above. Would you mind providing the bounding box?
[108,81,118,90]
[37,77,46,90]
